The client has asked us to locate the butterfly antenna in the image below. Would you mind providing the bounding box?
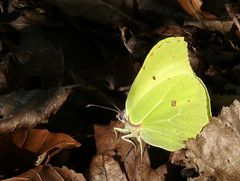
[110,101,121,112]
[86,104,120,113]
[101,96,121,112]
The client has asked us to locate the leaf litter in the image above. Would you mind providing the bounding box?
[92,121,167,181]
[0,87,72,134]
[0,128,80,179]
[184,100,240,181]
[6,165,86,181]
[1,0,240,180]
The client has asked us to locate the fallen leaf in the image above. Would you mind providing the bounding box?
[136,0,186,26]
[90,154,127,181]
[41,0,139,26]
[119,26,153,59]
[92,121,167,181]
[0,128,80,179]
[0,53,15,91]
[177,0,217,20]
[184,19,234,34]
[169,150,186,166]
[0,87,72,134]
[7,165,86,181]
[184,100,240,181]
[3,39,33,64]
[18,26,65,88]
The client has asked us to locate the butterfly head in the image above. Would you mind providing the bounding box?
[116,110,128,123]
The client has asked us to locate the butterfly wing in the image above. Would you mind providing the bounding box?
[138,75,209,150]
[125,37,211,151]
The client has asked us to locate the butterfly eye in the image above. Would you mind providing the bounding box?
[117,113,123,120]
[116,110,127,121]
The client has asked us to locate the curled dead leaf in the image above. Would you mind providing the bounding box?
[92,121,167,181]
[0,128,80,179]
[185,100,240,181]
[6,165,86,181]
[0,87,72,134]
[178,0,217,20]
[90,154,127,181]
[119,26,151,59]
[40,0,139,26]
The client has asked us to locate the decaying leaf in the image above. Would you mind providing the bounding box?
[90,154,127,181]
[0,128,80,179]
[177,0,217,20]
[184,100,240,181]
[6,165,86,181]
[3,0,240,180]
[0,87,72,134]
[92,121,167,181]
[18,26,65,88]
[119,26,152,59]
[177,0,236,34]
[41,0,138,26]
[184,19,234,34]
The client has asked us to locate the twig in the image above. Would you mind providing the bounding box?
[225,4,240,33]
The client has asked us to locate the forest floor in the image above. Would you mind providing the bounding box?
[0,0,240,181]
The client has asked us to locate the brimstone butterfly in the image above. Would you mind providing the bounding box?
[115,37,211,159]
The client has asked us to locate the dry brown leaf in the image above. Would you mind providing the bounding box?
[0,128,80,179]
[0,87,72,134]
[184,100,240,181]
[14,26,65,88]
[41,0,138,26]
[2,39,33,65]
[0,53,15,91]
[184,19,234,34]
[5,165,86,181]
[90,154,127,181]
[119,26,152,59]
[178,0,217,20]
[92,121,167,181]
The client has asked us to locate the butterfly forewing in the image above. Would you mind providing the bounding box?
[126,37,192,125]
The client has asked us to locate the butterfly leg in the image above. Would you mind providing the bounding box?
[136,136,143,162]
[121,133,137,151]
[114,127,130,142]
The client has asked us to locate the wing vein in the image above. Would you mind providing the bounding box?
[141,128,177,139]
[138,78,181,123]
[127,60,190,113]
